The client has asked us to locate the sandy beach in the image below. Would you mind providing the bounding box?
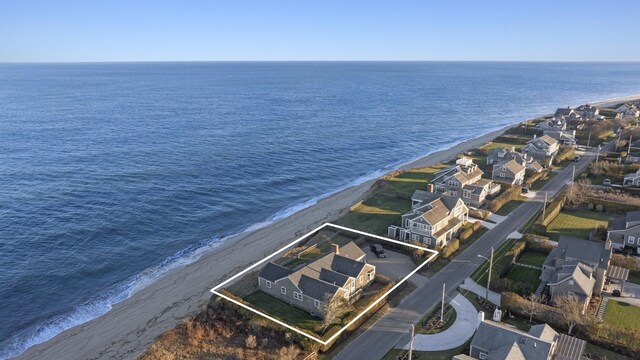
[16,94,640,360]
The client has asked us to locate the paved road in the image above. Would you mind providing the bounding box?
[333,145,606,360]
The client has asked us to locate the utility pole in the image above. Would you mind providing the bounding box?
[572,165,576,184]
[629,135,633,155]
[441,283,445,322]
[616,130,622,151]
[409,325,414,360]
[486,247,494,302]
[542,192,548,220]
[596,145,601,163]
[587,132,592,148]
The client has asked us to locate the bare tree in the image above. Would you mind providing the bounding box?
[554,295,586,335]
[566,178,591,205]
[524,294,540,324]
[320,293,352,334]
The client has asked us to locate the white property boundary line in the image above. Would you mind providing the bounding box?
[210,222,438,345]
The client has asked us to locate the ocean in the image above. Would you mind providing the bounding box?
[1,61,639,358]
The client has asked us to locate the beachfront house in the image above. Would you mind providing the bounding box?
[431,157,500,208]
[615,103,640,119]
[486,147,543,173]
[575,104,602,120]
[453,319,586,360]
[522,135,560,165]
[257,242,375,318]
[607,211,640,255]
[536,118,567,132]
[539,236,624,313]
[491,159,525,186]
[623,169,640,187]
[543,129,576,145]
[554,107,581,121]
[388,191,468,249]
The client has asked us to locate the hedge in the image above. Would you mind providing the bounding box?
[523,234,554,254]
[488,185,522,213]
[469,207,490,220]
[441,238,460,259]
[524,170,550,188]
[459,222,482,243]
[555,145,576,163]
[540,190,567,226]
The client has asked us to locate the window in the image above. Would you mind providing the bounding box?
[425,238,431,245]
[412,234,419,241]
[500,172,506,178]
[629,236,636,244]
[281,286,286,295]
[265,280,272,288]
[479,352,488,360]
[359,276,364,283]
[314,300,321,308]
[450,190,457,197]
[351,282,355,292]
[463,189,471,198]
[405,219,410,227]
[293,292,303,301]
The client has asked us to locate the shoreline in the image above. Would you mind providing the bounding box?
[14,93,640,360]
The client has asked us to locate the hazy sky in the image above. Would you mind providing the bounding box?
[1,0,639,62]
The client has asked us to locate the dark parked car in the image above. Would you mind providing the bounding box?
[612,289,621,297]
[574,156,580,162]
[370,243,387,258]
[521,187,529,194]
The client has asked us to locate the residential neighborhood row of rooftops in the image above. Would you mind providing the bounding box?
[221,100,640,360]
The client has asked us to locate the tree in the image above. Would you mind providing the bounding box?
[277,345,300,360]
[554,295,587,335]
[320,293,353,334]
[245,334,257,349]
[524,294,540,324]
[566,178,591,205]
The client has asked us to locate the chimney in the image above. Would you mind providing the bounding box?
[427,183,435,193]
[533,134,537,139]
[333,244,340,255]
[511,146,515,152]
[605,239,612,250]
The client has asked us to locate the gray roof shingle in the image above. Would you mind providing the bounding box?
[259,262,293,282]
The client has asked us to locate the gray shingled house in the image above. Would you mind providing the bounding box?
[432,157,500,208]
[453,319,586,360]
[388,190,468,249]
[257,242,375,318]
[607,211,640,254]
[539,236,616,313]
[575,104,601,120]
[491,159,526,186]
[522,135,560,165]
[486,147,543,173]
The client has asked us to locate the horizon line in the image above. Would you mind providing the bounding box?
[2,59,640,65]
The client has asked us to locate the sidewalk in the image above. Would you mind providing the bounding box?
[459,277,502,306]
[402,292,479,351]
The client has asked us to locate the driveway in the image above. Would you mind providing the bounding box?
[617,282,640,307]
[402,292,479,351]
[364,246,428,287]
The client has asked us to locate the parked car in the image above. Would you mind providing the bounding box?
[603,179,611,186]
[370,243,387,258]
[521,187,529,194]
[574,156,580,162]
[612,289,621,297]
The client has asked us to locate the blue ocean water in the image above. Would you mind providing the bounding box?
[1,62,639,358]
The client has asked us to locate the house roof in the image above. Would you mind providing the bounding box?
[470,320,555,360]
[412,189,439,205]
[261,241,374,302]
[549,236,611,270]
[259,262,293,282]
[608,217,627,231]
[547,262,596,297]
[538,135,559,146]
[626,211,640,224]
[493,159,526,175]
[528,161,544,172]
[555,333,587,360]
[554,108,573,117]
[298,274,341,300]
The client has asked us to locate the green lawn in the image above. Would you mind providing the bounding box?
[546,210,611,241]
[381,165,448,199]
[244,292,321,333]
[604,300,640,331]
[495,196,527,216]
[336,194,411,235]
[505,266,542,295]
[585,343,632,360]
[480,141,525,152]
[530,172,556,190]
[517,252,546,267]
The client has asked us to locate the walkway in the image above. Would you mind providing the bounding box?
[401,292,479,351]
[459,277,502,306]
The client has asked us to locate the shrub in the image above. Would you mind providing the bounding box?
[488,185,522,213]
[525,170,550,188]
[245,334,257,349]
[523,233,554,254]
[555,145,576,163]
[441,239,460,259]
[469,207,490,220]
